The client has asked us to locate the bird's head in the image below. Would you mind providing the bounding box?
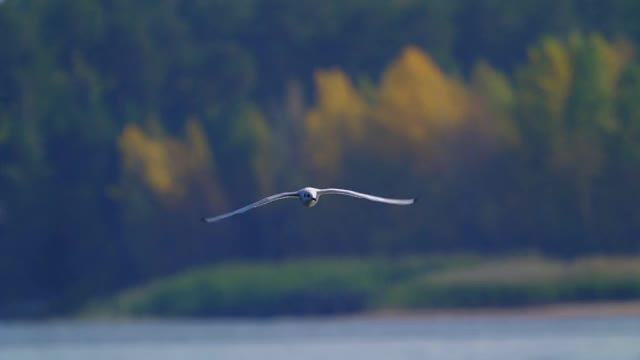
[299,188,318,203]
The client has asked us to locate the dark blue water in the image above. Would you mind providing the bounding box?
[1,314,639,359]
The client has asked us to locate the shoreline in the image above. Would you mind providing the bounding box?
[361,300,640,321]
[5,300,640,323]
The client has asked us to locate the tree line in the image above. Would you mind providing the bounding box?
[1,0,640,316]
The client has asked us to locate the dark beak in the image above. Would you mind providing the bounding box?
[312,197,317,201]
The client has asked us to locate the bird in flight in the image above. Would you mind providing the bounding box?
[201,187,417,223]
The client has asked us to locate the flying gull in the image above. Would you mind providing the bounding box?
[202,187,417,223]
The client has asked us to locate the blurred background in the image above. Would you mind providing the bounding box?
[2,0,640,325]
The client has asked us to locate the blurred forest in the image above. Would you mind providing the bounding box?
[2,0,640,317]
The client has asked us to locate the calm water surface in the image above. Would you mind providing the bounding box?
[1,314,639,360]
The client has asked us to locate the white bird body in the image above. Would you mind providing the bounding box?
[202,187,416,223]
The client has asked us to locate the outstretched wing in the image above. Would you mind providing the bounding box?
[202,192,299,223]
[317,188,416,205]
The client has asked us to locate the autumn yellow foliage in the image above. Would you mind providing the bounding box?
[518,33,633,171]
[305,69,366,177]
[119,123,177,196]
[515,33,635,219]
[303,37,634,196]
[304,46,473,177]
[471,61,519,145]
[377,46,469,144]
[117,119,224,207]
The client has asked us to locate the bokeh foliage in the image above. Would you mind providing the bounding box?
[1,0,640,316]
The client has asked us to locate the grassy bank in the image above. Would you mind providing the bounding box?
[85,255,640,318]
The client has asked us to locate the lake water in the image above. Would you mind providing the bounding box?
[1,314,639,360]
